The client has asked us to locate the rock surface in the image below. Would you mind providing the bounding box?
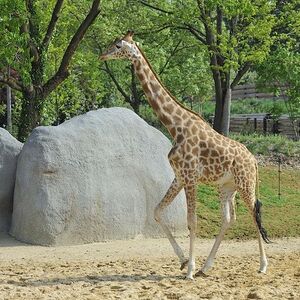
[10,108,186,245]
[0,128,22,231]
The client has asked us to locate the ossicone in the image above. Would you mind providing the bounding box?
[123,30,134,42]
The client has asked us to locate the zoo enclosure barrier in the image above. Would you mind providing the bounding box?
[231,83,287,100]
[229,113,300,141]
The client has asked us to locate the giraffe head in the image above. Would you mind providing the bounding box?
[100,30,140,61]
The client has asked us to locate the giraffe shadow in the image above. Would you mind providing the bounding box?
[5,273,184,287]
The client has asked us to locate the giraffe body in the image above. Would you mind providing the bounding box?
[100,31,269,279]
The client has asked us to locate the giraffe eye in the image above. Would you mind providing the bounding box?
[116,44,121,49]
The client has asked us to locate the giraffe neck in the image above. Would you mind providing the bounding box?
[132,48,188,137]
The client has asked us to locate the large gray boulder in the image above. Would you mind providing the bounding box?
[10,108,186,245]
[0,128,22,231]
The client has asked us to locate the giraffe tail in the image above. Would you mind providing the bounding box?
[254,199,272,244]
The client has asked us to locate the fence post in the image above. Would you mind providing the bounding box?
[278,156,281,201]
[263,116,267,135]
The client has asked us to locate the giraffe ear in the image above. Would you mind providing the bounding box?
[123,30,134,42]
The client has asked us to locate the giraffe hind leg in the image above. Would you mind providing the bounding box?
[196,184,236,276]
[240,188,268,273]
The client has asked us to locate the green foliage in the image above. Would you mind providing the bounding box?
[101,2,213,112]
[230,99,285,116]
[256,0,300,125]
[0,103,5,116]
[0,0,31,84]
[146,0,276,77]
[274,0,300,49]
[223,0,275,67]
[231,133,300,157]
[0,0,298,139]
[257,47,300,123]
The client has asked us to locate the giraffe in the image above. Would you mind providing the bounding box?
[100,31,270,280]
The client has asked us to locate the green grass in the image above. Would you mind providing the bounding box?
[196,166,300,240]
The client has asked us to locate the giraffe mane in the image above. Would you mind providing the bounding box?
[135,43,208,124]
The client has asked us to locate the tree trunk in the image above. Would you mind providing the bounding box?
[213,92,223,133]
[18,91,42,141]
[131,98,141,115]
[6,66,12,133]
[130,65,142,115]
[221,87,231,136]
[6,85,12,133]
[213,87,232,136]
[213,68,231,136]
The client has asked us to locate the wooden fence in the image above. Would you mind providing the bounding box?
[231,84,287,100]
[230,113,300,140]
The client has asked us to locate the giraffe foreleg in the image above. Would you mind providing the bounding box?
[154,177,187,266]
[196,185,236,276]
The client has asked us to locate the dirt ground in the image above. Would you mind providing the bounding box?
[0,233,299,300]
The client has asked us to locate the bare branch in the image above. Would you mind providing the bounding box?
[136,24,172,37]
[42,0,101,98]
[159,40,182,75]
[184,23,206,38]
[138,1,173,14]
[183,24,207,44]
[102,62,130,102]
[42,0,64,50]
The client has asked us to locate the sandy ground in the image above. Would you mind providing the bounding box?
[0,233,299,300]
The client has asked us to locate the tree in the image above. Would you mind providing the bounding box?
[0,0,101,141]
[256,0,300,138]
[91,1,212,122]
[138,0,276,135]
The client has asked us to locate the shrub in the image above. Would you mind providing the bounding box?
[231,133,300,157]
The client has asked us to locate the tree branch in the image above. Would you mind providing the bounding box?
[183,24,207,44]
[102,62,131,102]
[42,0,101,98]
[136,24,172,37]
[197,0,208,22]
[231,63,251,88]
[25,0,41,63]
[159,40,182,75]
[93,31,132,105]
[130,65,138,102]
[0,74,24,92]
[42,0,64,50]
[138,1,173,14]
[216,7,222,37]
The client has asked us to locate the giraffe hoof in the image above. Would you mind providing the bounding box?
[180,259,189,271]
[195,270,209,277]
